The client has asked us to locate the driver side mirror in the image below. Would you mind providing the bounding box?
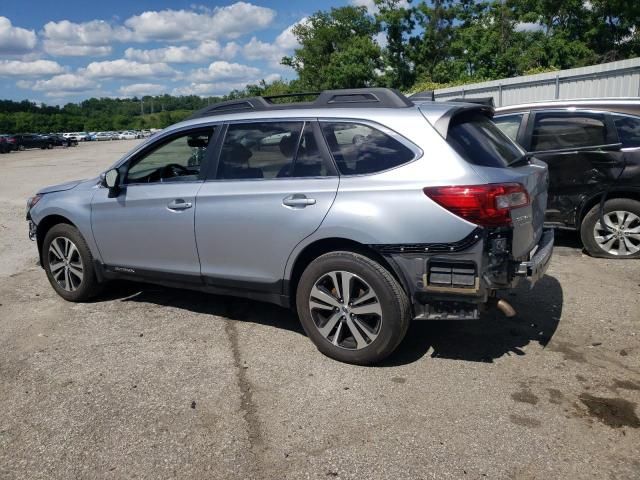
[103,168,121,197]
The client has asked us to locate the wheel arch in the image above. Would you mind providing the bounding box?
[286,237,410,310]
[36,214,77,266]
[578,189,640,228]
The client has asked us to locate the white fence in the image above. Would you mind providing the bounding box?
[434,57,640,106]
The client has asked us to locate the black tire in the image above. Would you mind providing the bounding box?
[43,224,102,301]
[18,145,25,151]
[580,198,640,259]
[296,251,411,365]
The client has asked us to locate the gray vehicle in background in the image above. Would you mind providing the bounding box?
[26,88,553,364]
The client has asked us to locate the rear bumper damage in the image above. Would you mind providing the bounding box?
[373,228,554,320]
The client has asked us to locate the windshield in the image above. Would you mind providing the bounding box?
[447,111,524,167]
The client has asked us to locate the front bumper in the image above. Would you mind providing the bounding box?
[28,218,37,241]
[513,229,554,286]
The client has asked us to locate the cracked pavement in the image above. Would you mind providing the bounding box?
[0,141,639,479]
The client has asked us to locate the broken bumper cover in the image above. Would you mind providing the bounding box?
[513,229,554,285]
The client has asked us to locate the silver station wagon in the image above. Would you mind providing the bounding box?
[26,88,554,364]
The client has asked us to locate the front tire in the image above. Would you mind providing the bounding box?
[296,251,410,365]
[581,198,640,258]
[43,224,102,301]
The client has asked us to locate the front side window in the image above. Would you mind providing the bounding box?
[493,114,524,143]
[530,112,610,151]
[126,128,214,184]
[320,122,415,175]
[217,122,303,180]
[612,114,640,148]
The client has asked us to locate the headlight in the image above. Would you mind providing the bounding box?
[26,194,42,214]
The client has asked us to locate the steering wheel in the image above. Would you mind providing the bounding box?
[161,163,189,178]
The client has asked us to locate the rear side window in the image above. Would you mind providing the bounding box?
[612,114,640,148]
[320,122,414,175]
[447,112,522,167]
[530,112,610,151]
[493,114,524,143]
[217,122,303,180]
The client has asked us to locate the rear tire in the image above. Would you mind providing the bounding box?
[43,224,102,301]
[296,251,410,365]
[581,198,640,259]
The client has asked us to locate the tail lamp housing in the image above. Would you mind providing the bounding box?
[423,183,530,227]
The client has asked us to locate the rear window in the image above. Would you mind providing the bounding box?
[320,122,415,175]
[612,114,640,148]
[447,112,522,167]
[530,112,610,151]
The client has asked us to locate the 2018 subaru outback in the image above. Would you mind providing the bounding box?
[26,88,554,364]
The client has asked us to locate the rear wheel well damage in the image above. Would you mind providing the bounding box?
[35,215,76,265]
[287,238,410,310]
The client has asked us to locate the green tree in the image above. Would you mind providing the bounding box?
[375,0,416,90]
[282,6,383,90]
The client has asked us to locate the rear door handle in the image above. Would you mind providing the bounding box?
[283,194,316,208]
[167,199,193,211]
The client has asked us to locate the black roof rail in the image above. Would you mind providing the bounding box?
[185,87,413,120]
[408,90,435,101]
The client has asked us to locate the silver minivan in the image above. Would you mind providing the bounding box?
[26,88,554,364]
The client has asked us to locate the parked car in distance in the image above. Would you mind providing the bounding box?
[47,134,78,148]
[63,132,91,142]
[118,131,138,140]
[0,134,16,153]
[14,134,53,150]
[26,88,553,364]
[94,132,114,141]
[494,98,640,259]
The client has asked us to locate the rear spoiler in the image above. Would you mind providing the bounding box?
[422,104,495,139]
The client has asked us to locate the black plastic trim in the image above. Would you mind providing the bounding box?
[369,228,484,254]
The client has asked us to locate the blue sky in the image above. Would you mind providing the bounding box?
[0,0,376,104]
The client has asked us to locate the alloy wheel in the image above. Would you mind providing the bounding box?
[308,271,383,350]
[593,210,640,256]
[48,236,84,291]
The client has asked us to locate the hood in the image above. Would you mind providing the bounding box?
[37,179,86,194]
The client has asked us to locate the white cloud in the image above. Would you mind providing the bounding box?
[124,2,276,42]
[0,17,37,54]
[124,40,239,64]
[41,19,130,56]
[190,61,260,82]
[119,83,166,97]
[350,0,409,14]
[0,59,65,76]
[83,59,176,79]
[514,22,545,33]
[242,18,305,67]
[173,73,280,96]
[29,74,97,92]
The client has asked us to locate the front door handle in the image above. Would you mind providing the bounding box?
[283,194,316,208]
[167,199,192,211]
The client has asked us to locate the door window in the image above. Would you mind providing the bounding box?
[493,114,524,143]
[320,122,415,175]
[612,114,640,148]
[126,128,214,184]
[530,112,610,151]
[217,122,305,180]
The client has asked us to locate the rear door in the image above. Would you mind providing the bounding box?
[445,110,548,258]
[195,120,339,292]
[524,110,622,227]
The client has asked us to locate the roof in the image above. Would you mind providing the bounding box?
[495,97,640,114]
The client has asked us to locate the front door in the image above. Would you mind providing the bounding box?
[526,110,623,226]
[91,127,216,276]
[195,121,339,292]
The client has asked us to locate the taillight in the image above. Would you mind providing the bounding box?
[423,183,529,227]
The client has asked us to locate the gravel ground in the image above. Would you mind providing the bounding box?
[0,141,639,480]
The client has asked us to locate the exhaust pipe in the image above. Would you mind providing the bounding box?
[496,298,516,318]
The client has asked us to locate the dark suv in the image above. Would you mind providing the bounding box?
[494,99,640,258]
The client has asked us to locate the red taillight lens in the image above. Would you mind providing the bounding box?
[423,183,530,227]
